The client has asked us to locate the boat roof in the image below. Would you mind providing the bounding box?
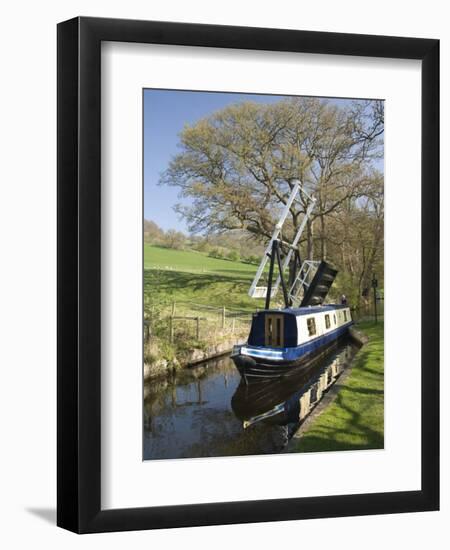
[257,304,348,316]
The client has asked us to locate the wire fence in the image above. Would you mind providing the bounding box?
[144,300,253,344]
[143,299,384,345]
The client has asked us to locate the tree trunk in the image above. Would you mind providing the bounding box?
[361,222,383,294]
[319,213,326,259]
[306,219,314,260]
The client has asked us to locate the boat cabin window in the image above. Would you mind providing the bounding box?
[307,317,316,337]
[264,314,284,347]
[334,314,336,325]
[343,310,347,322]
[325,314,331,329]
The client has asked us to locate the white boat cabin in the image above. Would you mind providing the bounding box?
[247,305,352,349]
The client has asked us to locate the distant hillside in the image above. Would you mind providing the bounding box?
[143,219,263,264]
[144,244,256,275]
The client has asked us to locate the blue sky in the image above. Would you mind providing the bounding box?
[143,89,372,233]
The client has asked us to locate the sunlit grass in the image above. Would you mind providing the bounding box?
[289,321,384,453]
[144,244,267,312]
[144,244,256,275]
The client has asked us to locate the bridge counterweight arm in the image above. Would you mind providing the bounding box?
[248,179,316,301]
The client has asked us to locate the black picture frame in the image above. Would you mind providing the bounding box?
[57,16,439,533]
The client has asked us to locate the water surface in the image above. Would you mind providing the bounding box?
[143,341,358,460]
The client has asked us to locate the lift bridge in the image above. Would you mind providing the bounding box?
[248,180,338,310]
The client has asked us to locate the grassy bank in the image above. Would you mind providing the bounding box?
[144,244,266,372]
[289,321,384,453]
[144,244,264,312]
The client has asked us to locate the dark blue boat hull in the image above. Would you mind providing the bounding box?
[232,324,352,382]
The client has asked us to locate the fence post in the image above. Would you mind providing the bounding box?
[196,317,200,340]
[144,321,150,343]
[222,306,226,329]
[171,301,176,317]
[169,315,174,343]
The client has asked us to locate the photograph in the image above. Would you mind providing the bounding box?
[142,89,385,460]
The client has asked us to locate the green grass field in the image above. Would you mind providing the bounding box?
[289,321,384,453]
[144,244,264,312]
[144,245,256,275]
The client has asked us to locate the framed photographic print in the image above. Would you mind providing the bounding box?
[57,17,439,533]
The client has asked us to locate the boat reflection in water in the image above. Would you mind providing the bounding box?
[231,341,360,429]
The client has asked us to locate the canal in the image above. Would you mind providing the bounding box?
[143,340,360,460]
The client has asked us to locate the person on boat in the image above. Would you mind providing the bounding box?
[341,294,347,305]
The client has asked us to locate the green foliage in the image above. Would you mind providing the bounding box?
[208,247,224,259]
[192,239,212,254]
[227,250,240,262]
[144,219,165,245]
[163,228,186,250]
[143,348,158,365]
[242,254,260,265]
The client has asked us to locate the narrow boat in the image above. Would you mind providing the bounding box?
[230,179,354,383]
[231,304,352,382]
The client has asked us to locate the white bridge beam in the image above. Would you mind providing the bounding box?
[248,179,316,301]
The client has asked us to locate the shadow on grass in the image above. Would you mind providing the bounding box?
[148,269,248,285]
[297,386,384,453]
[144,269,254,310]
